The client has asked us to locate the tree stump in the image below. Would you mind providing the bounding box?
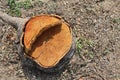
[0,12,75,79]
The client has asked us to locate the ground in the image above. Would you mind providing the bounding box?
[0,0,120,80]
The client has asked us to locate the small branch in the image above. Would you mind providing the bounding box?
[0,11,28,30]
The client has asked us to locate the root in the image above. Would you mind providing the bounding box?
[0,11,28,30]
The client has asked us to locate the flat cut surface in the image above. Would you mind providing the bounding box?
[29,22,72,68]
[24,15,61,52]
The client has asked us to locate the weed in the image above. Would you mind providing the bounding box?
[113,18,120,23]
[76,39,83,53]
[86,39,94,47]
[76,37,95,59]
[17,0,33,9]
[7,0,21,17]
[8,0,16,9]
[8,8,21,17]
[7,0,33,16]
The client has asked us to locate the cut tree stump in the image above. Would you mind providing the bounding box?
[0,11,75,79]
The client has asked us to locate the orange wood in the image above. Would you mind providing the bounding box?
[24,15,61,52]
[23,15,72,68]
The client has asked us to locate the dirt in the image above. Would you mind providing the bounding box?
[0,0,120,80]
